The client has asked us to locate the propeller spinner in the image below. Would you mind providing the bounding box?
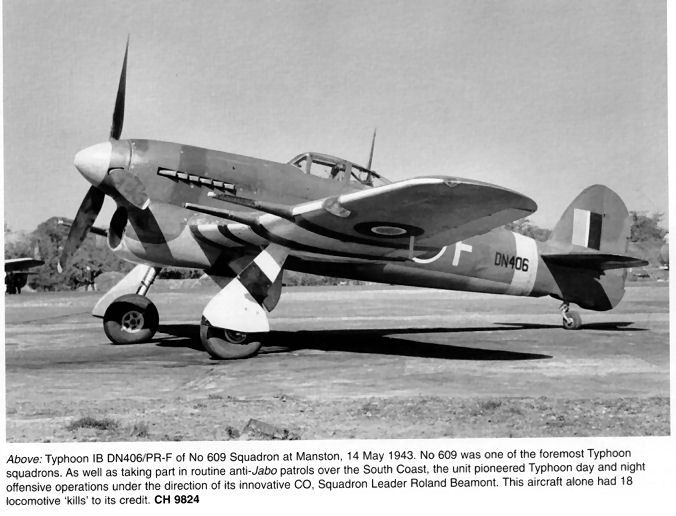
[59,39,148,272]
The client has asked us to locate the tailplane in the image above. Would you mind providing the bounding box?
[541,252,646,271]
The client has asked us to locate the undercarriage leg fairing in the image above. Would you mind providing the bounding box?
[200,244,289,359]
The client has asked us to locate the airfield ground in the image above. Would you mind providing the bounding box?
[4,282,670,441]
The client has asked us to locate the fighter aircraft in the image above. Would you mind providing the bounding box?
[60,43,647,359]
[5,256,44,273]
[5,248,44,294]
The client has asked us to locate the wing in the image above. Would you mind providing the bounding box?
[186,176,537,261]
[291,177,536,249]
[5,258,44,272]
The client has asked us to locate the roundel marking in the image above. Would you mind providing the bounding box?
[353,221,424,239]
[371,226,407,236]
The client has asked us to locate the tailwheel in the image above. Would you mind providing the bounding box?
[200,317,263,360]
[560,302,582,330]
[103,294,159,344]
[563,311,582,330]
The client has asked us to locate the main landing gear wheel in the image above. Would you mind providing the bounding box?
[199,317,263,360]
[103,294,159,344]
[560,303,582,330]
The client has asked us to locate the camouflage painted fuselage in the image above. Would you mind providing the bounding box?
[105,139,624,312]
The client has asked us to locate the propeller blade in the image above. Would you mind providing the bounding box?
[58,186,105,273]
[367,128,377,170]
[108,168,150,209]
[110,38,129,140]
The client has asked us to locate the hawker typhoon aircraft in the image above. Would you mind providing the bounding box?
[60,43,647,359]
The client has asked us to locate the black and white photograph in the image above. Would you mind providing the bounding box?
[2,0,672,512]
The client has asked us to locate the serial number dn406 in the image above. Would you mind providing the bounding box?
[495,252,529,271]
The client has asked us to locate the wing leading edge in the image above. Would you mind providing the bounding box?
[5,258,44,272]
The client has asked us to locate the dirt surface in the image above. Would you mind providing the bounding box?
[4,283,670,441]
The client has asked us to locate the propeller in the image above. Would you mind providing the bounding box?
[108,37,149,209]
[110,38,128,140]
[108,168,150,209]
[58,39,133,273]
[57,187,105,272]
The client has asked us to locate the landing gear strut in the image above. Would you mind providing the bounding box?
[560,302,582,330]
[101,266,160,344]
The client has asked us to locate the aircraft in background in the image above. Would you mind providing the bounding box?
[60,42,648,359]
[4,248,44,294]
[5,256,44,273]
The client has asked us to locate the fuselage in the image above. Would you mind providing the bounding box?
[95,139,623,312]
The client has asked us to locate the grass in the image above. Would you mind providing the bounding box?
[30,396,668,442]
[66,416,119,432]
[128,422,150,438]
[65,416,151,439]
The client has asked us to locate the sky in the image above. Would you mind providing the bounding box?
[2,0,667,232]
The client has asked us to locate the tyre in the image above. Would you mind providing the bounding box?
[103,294,159,344]
[562,310,582,330]
[200,318,263,360]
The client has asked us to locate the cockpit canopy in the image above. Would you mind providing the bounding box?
[288,152,390,188]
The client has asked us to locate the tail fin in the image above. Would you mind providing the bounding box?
[541,185,647,310]
[544,184,647,270]
[547,185,632,255]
